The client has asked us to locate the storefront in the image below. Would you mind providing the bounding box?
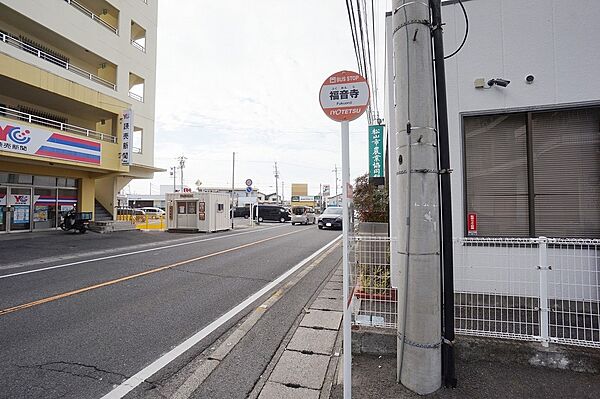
[0,172,78,233]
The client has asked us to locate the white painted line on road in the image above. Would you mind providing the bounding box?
[100,234,342,399]
[0,226,286,280]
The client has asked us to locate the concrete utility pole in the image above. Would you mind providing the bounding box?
[274,162,280,204]
[393,0,441,394]
[281,181,284,203]
[332,164,339,205]
[178,155,187,191]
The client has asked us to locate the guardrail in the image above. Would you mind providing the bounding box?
[65,0,119,34]
[0,31,117,91]
[0,105,117,143]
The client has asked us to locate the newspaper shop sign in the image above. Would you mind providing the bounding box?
[368,125,384,178]
[0,119,101,165]
[121,109,133,166]
[319,71,370,122]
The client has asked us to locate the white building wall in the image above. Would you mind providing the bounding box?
[442,0,600,237]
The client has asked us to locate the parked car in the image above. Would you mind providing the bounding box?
[253,204,290,223]
[318,207,343,230]
[232,206,251,218]
[140,207,166,217]
[290,206,316,225]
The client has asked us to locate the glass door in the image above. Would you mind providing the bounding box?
[8,187,32,232]
[0,187,6,233]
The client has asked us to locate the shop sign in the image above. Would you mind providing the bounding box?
[0,119,101,165]
[292,196,314,202]
[13,206,30,224]
[8,194,31,205]
[322,184,330,197]
[467,213,477,236]
[369,125,384,178]
[121,109,133,166]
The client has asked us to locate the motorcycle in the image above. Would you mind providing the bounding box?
[59,209,92,233]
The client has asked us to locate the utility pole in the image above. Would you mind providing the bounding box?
[170,166,177,192]
[178,155,187,191]
[393,0,441,395]
[231,152,235,229]
[332,164,339,206]
[274,162,280,204]
[281,181,284,203]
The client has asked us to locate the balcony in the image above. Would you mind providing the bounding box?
[128,73,145,102]
[64,0,119,35]
[0,104,117,143]
[131,21,146,53]
[0,31,117,91]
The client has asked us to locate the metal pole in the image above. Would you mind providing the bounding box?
[393,0,441,394]
[430,0,457,387]
[333,164,339,206]
[341,121,351,399]
[231,152,235,230]
[274,162,280,204]
[539,237,550,347]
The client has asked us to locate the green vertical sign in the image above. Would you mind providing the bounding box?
[368,125,384,178]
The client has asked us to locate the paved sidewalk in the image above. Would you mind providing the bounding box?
[256,263,344,399]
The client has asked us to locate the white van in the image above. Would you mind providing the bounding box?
[290,206,316,225]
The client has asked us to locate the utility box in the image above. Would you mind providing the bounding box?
[166,192,231,232]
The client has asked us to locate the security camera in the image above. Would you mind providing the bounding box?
[487,78,511,87]
[526,75,535,84]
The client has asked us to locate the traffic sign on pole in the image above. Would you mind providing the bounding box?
[319,71,370,122]
[319,70,369,399]
[245,179,253,187]
[246,186,253,193]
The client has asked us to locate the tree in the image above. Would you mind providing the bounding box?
[353,173,389,223]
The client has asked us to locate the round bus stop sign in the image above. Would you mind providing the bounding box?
[319,71,370,122]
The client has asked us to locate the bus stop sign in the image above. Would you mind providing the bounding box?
[319,71,370,122]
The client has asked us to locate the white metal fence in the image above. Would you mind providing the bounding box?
[455,237,600,348]
[349,235,600,349]
[349,235,396,329]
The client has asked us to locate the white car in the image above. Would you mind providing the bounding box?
[140,207,166,216]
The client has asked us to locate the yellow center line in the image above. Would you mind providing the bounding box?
[0,227,312,317]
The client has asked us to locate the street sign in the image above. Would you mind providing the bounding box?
[322,184,331,197]
[245,179,253,187]
[246,186,253,193]
[319,71,370,122]
[368,125,384,178]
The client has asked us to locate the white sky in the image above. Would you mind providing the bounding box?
[127,0,389,198]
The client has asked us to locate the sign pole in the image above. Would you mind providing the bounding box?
[341,120,351,399]
[318,70,369,399]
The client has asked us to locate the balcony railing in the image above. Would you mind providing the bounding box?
[131,40,146,53]
[0,105,117,143]
[0,31,117,91]
[64,0,119,34]
[128,91,144,102]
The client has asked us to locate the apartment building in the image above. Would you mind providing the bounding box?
[0,0,159,232]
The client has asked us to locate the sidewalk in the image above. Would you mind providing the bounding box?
[253,260,344,398]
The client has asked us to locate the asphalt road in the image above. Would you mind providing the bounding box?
[0,224,340,399]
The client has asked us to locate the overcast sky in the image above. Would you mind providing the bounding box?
[127,0,389,198]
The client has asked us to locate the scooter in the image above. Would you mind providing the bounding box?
[59,209,91,233]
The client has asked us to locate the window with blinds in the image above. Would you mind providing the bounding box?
[464,107,600,238]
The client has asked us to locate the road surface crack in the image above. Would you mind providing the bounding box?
[17,361,128,384]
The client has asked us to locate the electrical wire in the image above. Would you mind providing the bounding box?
[443,0,468,60]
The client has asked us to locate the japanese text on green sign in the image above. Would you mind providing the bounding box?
[368,125,384,178]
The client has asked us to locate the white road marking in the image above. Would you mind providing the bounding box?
[100,235,341,399]
[0,225,287,280]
